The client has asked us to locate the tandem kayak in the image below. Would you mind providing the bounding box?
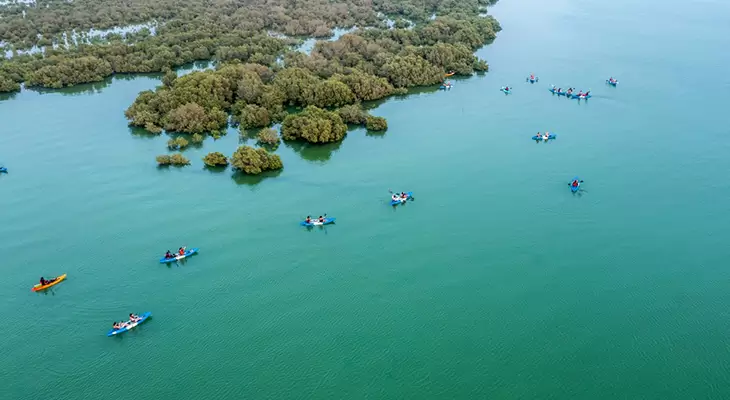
[500,87,511,94]
[549,87,567,96]
[31,274,67,292]
[107,312,152,337]
[301,217,336,226]
[159,248,199,263]
[606,80,618,86]
[570,177,581,192]
[532,133,557,140]
[390,192,413,205]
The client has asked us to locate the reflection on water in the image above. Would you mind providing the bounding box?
[203,165,228,174]
[128,126,160,140]
[29,79,110,96]
[231,169,282,186]
[284,140,343,163]
[365,130,387,139]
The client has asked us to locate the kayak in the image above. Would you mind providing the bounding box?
[31,274,67,292]
[159,248,199,263]
[301,217,336,226]
[107,312,152,337]
[606,80,618,86]
[444,72,455,77]
[0,167,7,173]
[390,191,413,205]
[532,133,557,140]
[500,87,511,94]
[528,77,538,83]
[570,177,581,193]
[549,87,567,96]
[569,93,591,99]
[439,84,452,90]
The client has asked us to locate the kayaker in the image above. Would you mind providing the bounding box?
[571,180,579,188]
[530,74,534,80]
[112,321,127,330]
[543,133,549,140]
[178,247,186,256]
[318,215,325,223]
[129,313,141,322]
[164,250,174,259]
[504,86,509,91]
[584,90,591,96]
[39,277,55,286]
[392,194,400,202]
[400,192,407,199]
[305,216,312,224]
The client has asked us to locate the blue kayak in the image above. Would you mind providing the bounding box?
[500,87,511,94]
[569,93,591,99]
[390,191,413,206]
[107,312,152,337]
[159,248,199,263]
[549,87,567,96]
[606,79,618,86]
[527,77,538,83]
[301,217,336,226]
[532,133,557,140]
[0,167,7,173]
[570,177,581,193]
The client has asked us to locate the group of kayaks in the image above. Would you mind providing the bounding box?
[32,246,201,337]
[549,86,592,99]
[299,191,414,227]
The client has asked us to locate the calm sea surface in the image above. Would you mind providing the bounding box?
[2,0,730,398]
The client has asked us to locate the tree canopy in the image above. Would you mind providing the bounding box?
[230,146,283,175]
[0,1,500,93]
[281,106,348,143]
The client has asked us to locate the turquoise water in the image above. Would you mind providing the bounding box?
[3,0,730,398]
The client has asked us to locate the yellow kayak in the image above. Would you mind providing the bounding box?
[31,274,67,292]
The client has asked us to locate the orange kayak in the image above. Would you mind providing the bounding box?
[31,274,67,292]
[444,72,455,77]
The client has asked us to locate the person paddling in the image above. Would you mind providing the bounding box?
[39,277,56,286]
[318,215,325,223]
[178,247,186,256]
[571,179,580,188]
[305,216,312,224]
[129,313,141,323]
[164,250,174,259]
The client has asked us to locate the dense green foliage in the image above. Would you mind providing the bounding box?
[191,133,204,144]
[281,106,348,143]
[156,153,190,166]
[337,104,368,125]
[0,0,500,93]
[167,137,189,150]
[25,56,112,88]
[365,116,388,131]
[202,152,229,167]
[256,128,280,147]
[230,146,283,175]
